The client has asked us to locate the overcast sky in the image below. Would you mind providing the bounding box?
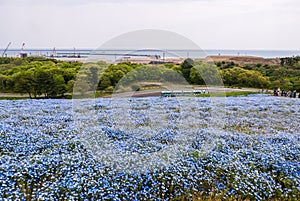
[0,0,299,50]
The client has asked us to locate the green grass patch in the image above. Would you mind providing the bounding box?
[95,91,113,98]
[196,91,258,97]
[0,96,29,100]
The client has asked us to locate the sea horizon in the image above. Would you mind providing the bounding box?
[1,48,300,58]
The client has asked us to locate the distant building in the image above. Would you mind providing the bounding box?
[19,53,27,58]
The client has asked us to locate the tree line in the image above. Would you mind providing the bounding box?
[0,57,80,98]
[0,56,299,98]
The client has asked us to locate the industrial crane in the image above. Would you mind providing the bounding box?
[19,43,27,58]
[2,42,11,57]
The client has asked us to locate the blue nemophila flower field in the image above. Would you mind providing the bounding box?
[0,95,299,200]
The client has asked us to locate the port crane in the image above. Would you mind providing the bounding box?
[19,43,27,58]
[2,42,11,57]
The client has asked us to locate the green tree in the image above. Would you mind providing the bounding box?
[98,72,113,90]
[0,74,8,91]
[13,70,37,98]
[221,67,270,88]
[35,69,54,98]
[50,75,67,97]
[181,58,194,83]
[190,62,222,86]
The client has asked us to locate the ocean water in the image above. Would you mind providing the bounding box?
[1,48,300,59]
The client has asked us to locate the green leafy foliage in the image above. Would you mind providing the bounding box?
[98,62,184,92]
[180,58,194,82]
[0,57,80,98]
[221,67,270,88]
[190,62,222,86]
[1,56,300,98]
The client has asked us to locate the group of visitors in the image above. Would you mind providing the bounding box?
[274,88,300,98]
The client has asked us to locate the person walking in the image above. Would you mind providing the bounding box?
[287,90,291,97]
[293,90,297,98]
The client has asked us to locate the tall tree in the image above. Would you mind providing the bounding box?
[181,58,194,83]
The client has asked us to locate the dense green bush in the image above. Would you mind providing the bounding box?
[1,56,300,98]
[221,67,270,88]
[0,57,81,98]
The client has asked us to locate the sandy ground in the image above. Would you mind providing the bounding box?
[56,55,281,66]
[204,56,281,66]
